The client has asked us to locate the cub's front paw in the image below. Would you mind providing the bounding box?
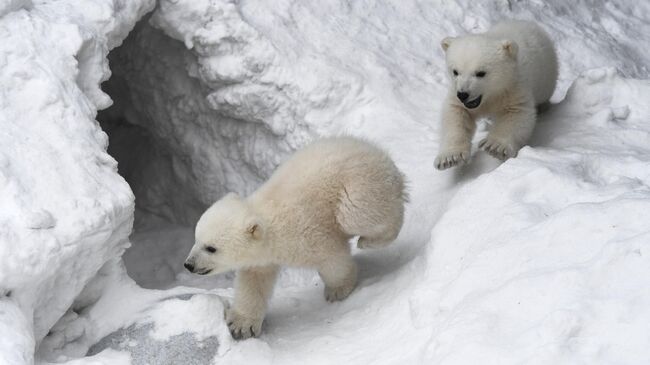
[434,148,470,170]
[478,138,517,160]
[225,309,263,340]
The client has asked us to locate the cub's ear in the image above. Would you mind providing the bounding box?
[245,219,263,240]
[441,37,454,52]
[500,39,518,58]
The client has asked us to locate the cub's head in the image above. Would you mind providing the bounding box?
[184,193,265,275]
[441,35,519,109]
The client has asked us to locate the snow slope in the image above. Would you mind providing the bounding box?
[1,0,649,364]
[383,70,650,364]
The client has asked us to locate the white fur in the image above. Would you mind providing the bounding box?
[435,20,558,169]
[185,137,407,339]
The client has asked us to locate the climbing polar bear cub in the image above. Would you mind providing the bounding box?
[184,137,407,339]
[435,20,558,170]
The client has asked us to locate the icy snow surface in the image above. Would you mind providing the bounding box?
[1,0,650,364]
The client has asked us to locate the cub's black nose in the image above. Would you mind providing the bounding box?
[184,262,195,272]
[457,92,469,101]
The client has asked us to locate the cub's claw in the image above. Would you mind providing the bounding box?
[479,138,516,160]
[434,149,470,170]
[225,309,263,340]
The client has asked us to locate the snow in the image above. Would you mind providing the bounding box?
[0,0,153,363]
[0,0,649,364]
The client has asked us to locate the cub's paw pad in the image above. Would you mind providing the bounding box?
[478,138,516,160]
[434,150,470,170]
[324,283,355,302]
[225,309,263,340]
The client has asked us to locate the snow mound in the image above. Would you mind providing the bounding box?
[0,1,153,364]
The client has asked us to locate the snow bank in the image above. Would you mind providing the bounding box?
[0,1,153,363]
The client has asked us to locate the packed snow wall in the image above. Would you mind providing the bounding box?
[0,1,155,364]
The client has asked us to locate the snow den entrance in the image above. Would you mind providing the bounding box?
[97,18,290,289]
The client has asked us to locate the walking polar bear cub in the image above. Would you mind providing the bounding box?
[435,20,558,169]
[184,137,407,339]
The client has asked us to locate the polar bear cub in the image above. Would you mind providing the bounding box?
[435,20,558,169]
[184,137,407,339]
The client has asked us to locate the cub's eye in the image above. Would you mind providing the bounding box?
[475,71,486,78]
[452,69,459,76]
[205,246,217,253]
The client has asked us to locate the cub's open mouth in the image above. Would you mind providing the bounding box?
[197,269,213,275]
[463,95,482,109]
